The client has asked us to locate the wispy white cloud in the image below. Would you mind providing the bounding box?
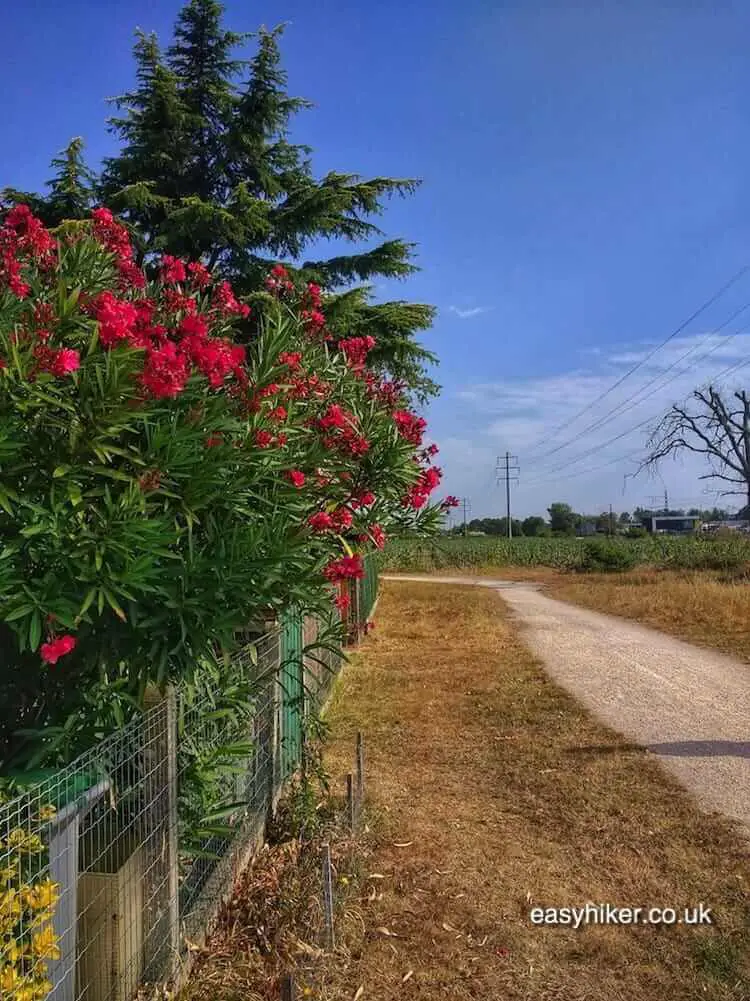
[431,331,750,518]
[448,305,492,319]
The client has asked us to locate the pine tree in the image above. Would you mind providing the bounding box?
[100,31,188,255]
[8,0,439,398]
[2,138,95,228]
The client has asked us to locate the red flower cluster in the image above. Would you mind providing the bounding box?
[278,351,302,370]
[317,404,370,456]
[33,345,80,377]
[334,591,351,614]
[265,263,294,297]
[441,495,460,509]
[300,281,326,337]
[92,208,145,289]
[161,255,187,284]
[364,374,404,409]
[308,511,335,532]
[91,291,140,348]
[349,490,375,510]
[338,335,376,372]
[40,634,76,665]
[393,409,427,447]
[402,465,442,510]
[213,280,250,318]
[0,205,57,298]
[323,555,365,582]
[286,469,306,488]
[141,341,190,399]
[6,205,56,263]
[254,430,274,448]
[187,261,212,289]
[359,524,386,549]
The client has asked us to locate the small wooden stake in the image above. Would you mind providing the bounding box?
[346,772,355,831]
[322,844,335,950]
[281,973,296,1000]
[356,731,365,808]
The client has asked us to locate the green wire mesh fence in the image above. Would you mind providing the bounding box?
[0,564,379,1001]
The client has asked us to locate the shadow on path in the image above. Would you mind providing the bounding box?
[567,741,750,759]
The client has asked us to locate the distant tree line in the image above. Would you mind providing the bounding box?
[446,503,737,537]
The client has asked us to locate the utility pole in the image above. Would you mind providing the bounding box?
[609,502,613,538]
[496,453,520,538]
[461,497,471,537]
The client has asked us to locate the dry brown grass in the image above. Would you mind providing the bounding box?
[544,569,750,662]
[320,581,750,1001]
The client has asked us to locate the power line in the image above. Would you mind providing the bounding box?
[529,302,750,466]
[523,266,750,459]
[521,449,641,488]
[523,315,750,487]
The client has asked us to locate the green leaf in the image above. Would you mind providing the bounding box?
[4,605,35,622]
[68,483,82,507]
[29,610,42,652]
[76,587,97,621]
[20,523,45,537]
[53,465,71,478]
[102,588,127,622]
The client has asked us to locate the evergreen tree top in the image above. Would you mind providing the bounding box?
[5,0,439,399]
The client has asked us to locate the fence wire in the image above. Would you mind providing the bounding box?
[0,567,381,1001]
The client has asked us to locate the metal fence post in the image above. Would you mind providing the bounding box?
[142,685,180,983]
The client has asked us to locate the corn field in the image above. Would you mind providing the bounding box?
[376,535,750,573]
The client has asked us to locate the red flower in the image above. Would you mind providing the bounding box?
[305,282,322,308]
[334,591,350,613]
[90,291,139,348]
[51,348,80,375]
[352,491,375,509]
[286,469,306,488]
[265,264,294,297]
[324,555,365,582]
[187,260,212,288]
[278,351,302,370]
[442,495,460,509]
[40,635,76,665]
[268,405,287,423]
[338,335,376,371]
[393,410,427,447]
[308,512,335,532]
[161,255,187,284]
[140,341,190,399]
[331,508,353,530]
[254,430,274,449]
[370,524,386,549]
[213,280,250,317]
[205,434,224,448]
[179,313,210,339]
[162,289,198,315]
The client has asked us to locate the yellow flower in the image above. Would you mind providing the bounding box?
[31,924,60,961]
[23,880,59,912]
[35,806,56,823]
[0,963,23,990]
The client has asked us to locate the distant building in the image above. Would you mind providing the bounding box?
[577,520,598,537]
[645,515,700,535]
[700,520,750,534]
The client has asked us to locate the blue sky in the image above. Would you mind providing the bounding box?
[4,1,750,518]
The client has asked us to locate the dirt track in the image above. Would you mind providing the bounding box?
[382,575,750,837]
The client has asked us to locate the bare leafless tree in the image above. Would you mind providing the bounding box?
[644,386,750,511]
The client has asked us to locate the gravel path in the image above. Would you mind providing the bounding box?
[382,574,750,837]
